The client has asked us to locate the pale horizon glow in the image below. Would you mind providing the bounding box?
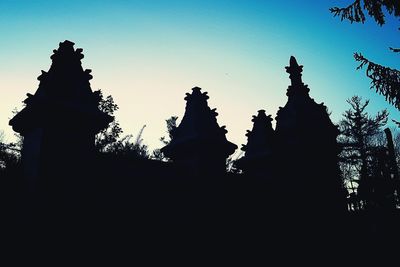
[1,0,399,152]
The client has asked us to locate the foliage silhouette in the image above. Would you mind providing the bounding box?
[338,95,389,208]
[160,116,178,145]
[95,90,123,153]
[94,90,150,158]
[0,131,20,170]
[330,0,400,25]
[152,116,178,160]
[330,1,400,109]
[106,125,150,159]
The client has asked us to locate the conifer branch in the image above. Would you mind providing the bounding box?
[354,52,400,109]
[330,0,400,26]
[330,0,366,24]
[390,47,400,53]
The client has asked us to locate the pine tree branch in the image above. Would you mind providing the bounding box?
[354,52,400,109]
[392,119,400,127]
[330,0,400,26]
[330,0,366,24]
[390,47,400,53]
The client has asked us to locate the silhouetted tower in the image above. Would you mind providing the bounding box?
[238,110,274,177]
[275,56,344,213]
[9,41,112,198]
[161,87,237,175]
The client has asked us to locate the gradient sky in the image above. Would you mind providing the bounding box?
[1,0,399,152]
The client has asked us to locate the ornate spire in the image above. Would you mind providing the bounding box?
[37,40,94,99]
[276,56,344,213]
[161,87,237,163]
[241,110,274,156]
[285,56,309,97]
[237,110,274,173]
[285,56,303,87]
[277,56,337,139]
[9,40,112,134]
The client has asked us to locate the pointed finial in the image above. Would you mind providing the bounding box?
[290,56,299,67]
[62,40,75,47]
[51,40,76,60]
[192,86,202,92]
[285,56,304,87]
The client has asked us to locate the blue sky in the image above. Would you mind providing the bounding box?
[1,0,399,151]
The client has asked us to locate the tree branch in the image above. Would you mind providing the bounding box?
[354,52,400,109]
[330,0,366,24]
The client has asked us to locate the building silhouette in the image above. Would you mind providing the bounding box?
[161,86,237,175]
[274,56,345,214]
[9,40,112,209]
[6,41,369,249]
[238,109,275,177]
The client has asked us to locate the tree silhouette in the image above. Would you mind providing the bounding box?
[0,131,20,170]
[354,53,400,109]
[106,125,150,159]
[95,90,123,153]
[160,116,178,145]
[392,128,400,167]
[152,116,178,160]
[0,113,22,170]
[330,1,400,109]
[338,96,388,208]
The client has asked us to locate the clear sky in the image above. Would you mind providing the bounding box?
[1,0,399,152]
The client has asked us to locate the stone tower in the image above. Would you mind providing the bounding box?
[238,110,275,177]
[275,56,344,213]
[161,87,237,175]
[9,40,112,196]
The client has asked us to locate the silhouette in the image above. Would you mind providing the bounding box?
[160,115,178,146]
[385,127,400,198]
[275,56,345,215]
[229,56,348,247]
[4,40,400,257]
[338,96,389,209]
[330,1,398,26]
[331,1,400,110]
[152,115,178,160]
[237,110,274,177]
[160,87,237,175]
[95,91,123,153]
[9,40,112,222]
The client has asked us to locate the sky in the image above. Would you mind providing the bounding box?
[1,0,399,152]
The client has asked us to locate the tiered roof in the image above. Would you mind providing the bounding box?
[274,56,343,212]
[161,87,237,160]
[275,56,338,145]
[239,110,274,168]
[9,40,112,135]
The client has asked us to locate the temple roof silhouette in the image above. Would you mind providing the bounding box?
[9,40,112,135]
[161,87,237,159]
[275,56,339,145]
[240,110,274,162]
